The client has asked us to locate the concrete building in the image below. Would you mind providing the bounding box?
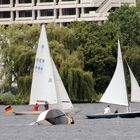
[0,0,136,25]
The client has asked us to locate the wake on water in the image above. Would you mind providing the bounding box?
[29,121,38,125]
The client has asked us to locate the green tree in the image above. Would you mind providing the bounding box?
[125,46,140,84]
[0,23,96,103]
[60,52,95,102]
[68,21,99,49]
[0,24,39,103]
[47,24,77,51]
[137,0,140,12]
[109,5,140,46]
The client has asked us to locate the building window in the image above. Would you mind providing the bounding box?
[40,0,53,2]
[19,11,32,17]
[0,0,10,4]
[40,9,54,16]
[19,0,32,4]
[0,11,10,18]
[84,7,97,13]
[62,8,76,15]
[13,0,15,6]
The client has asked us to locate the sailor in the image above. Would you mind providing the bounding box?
[104,105,111,114]
[65,113,74,124]
[34,103,40,111]
[114,109,118,113]
[44,101,49,110]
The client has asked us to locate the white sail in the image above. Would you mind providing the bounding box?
[127,64,140,102]
[30,25,73,111]
[100,40,128,106]
[52,59,73,110]
[30,25,58,105]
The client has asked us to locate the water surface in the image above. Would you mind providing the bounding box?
[0,103,140,140]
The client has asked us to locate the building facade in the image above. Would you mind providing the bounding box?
[0,0,136,25]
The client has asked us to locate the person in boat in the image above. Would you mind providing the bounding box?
[114,109,118,113]
[44,101,49,110]
[34,103,40,111]
[104,105,111,114]
[65,113,74,124]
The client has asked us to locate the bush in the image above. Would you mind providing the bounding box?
[0,92,16,105]
[14,94,29,105]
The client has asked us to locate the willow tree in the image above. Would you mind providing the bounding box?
[47,24,95,102]
[60,52,95,102]
[49,40,69,69]
[0,24,40,103]
[47,23,77,51]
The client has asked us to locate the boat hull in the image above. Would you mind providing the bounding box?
[13,111,43,115]
[86,112,140,119]
[118,112,140,118]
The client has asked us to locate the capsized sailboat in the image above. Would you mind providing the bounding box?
[86,40,140,119]
[35,109,68,125]
[14,25,73,115]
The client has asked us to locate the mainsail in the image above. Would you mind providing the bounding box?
[100,40,128,106]
[30,25,73,110]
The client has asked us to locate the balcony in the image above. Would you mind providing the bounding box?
[0,18,13,25]
[0,17,12,21]
[15,17,34,22]
[80,0,93,3]
[81,12,108,21]
[0,4,12,8]
[37,16,55,24]
[36,2,55,6]
[58,0,78,5]
[59,13,78,24]
[121,0,136,6]
[15,0,33,7]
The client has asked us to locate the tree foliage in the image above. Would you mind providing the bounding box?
[0,24,39,103]
[0,4,139,104]
[109,5,140,46]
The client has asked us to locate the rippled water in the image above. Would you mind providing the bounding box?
[1,103,140,140]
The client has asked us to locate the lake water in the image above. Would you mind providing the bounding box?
[1,103,140,140]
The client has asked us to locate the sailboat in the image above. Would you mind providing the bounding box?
[14,25,73,115]
[86,40,140,119]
